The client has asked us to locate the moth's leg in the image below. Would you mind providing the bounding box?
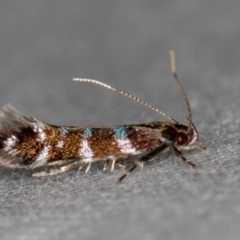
[171,145,197,168]
[103,157,116,172]
[181,144,207,151]
[46,160,69,166]
[116,162,126,168]
[116,164,138,184]
[103,159,110,171]
[76,161,93,173]
[33,160,79,177]
[84,163,92,173]
[117,143,169,184]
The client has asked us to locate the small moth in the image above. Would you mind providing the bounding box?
[0,51,205,183]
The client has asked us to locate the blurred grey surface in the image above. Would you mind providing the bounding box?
[1,1,240,240]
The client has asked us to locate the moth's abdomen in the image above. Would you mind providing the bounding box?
[0,105,89,168]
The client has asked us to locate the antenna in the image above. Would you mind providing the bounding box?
[169,50,192,131]
[72,51,191,125]
[72,78,178,123]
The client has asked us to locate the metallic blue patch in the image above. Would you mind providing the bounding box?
[60,127,69,136]
[83,128,92,138]
[113,127,127,140]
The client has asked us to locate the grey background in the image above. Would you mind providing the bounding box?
[1,1,240,240]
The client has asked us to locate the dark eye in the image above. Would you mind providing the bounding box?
[177,132,189,146]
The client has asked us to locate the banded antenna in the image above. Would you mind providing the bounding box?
[169,50,192,131]
[72,50,189,124]
[72,78,177,123]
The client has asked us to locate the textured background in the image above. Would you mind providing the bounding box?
[1,1,240,240]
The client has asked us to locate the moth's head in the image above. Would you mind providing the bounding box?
[174,123,199,150]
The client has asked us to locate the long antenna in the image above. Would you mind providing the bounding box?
[72,51,190,125]
[72,78,178,123]
[169,50,192,131]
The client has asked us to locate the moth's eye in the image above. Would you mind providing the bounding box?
[177,132,188,146]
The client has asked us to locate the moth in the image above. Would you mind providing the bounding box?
[0,51,205,183]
